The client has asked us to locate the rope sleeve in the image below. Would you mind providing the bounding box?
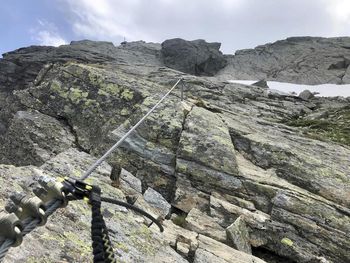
[89,186,116,263]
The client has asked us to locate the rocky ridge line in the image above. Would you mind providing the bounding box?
[0,39,349,263]
[218,36,350,85]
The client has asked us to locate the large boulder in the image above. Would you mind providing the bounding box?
[161,38,227,76]
[0,40,162,138]
[298,89,314,100]
[0,40,117,93]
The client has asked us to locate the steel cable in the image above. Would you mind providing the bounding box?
[0,78,184,261]
[80,78,183,181]
[0,200,62,262]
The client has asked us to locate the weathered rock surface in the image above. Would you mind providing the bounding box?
[118,168,142,199]
[218,36,350,84]
[2,148,185,263]
[0,39,349,263]
[194,235,266,263]
[0,39,162,136]
[185,208,226,243]
[161,38,227,76]
[226,216,252,254]
[298,89,314,100]
[143,187,171,218]
[0,110,75,166]
[134,190,171,225]
[172,173,209,213]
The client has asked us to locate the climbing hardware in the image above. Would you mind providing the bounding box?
[0,78,186,262]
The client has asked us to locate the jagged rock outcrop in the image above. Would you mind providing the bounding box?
[0,110,75,165]
[218,36,350,84]
[0,39,349,263]
[0,39,162,133]
[161,38,227,76]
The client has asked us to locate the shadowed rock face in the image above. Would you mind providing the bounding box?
[0,110,75,165]
[0,39,349,263]
[161,38,227,76]
[218,36,350,84]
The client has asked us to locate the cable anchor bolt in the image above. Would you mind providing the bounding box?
[10,193,47,226]
[0,211,23,247]
[37,175,68,207]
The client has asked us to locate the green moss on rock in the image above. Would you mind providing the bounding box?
[284,106,350,146]
[172,214,187,227]
[64,231,92,256]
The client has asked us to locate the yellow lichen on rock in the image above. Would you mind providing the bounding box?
[281,237,294,247]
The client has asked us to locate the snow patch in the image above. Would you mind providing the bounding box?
[228,80,350,97]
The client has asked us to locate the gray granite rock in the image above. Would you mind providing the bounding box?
[194,235,266,263]
[299,89,314,100]
[0,38,349,263]
[161,38,227,76]
[218,36,350,85]
[226,216,252,254]
[143,187,171,219]
[0,110,75,166]
[252,80,269,89]
[186,208,226,243]
[119,168,142,196]
[172,174,209,213]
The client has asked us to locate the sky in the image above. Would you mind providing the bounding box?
[1,0,350,56]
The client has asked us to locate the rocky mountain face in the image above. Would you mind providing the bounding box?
[161,38,227,76]
[218,36,350,84]
[0,38,349,263]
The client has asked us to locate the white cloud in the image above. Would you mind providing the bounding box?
[63,0,147,42]
[59,0,350,53]
[327,0,350,22]
[31,20,67,46]
[35,30,67,46]
[60,0,248,47]
[325,0,350,35]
